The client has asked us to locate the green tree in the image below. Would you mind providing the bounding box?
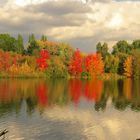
[58,43,74,66]
[41,35,47,41]
[117,53,128,75]
[0,34,20,53]
[17,34,24,54]
[27,34,39,55]
[96,42,109,59]
[96,42,102,53]
[132,49,140,78]
[104,54,119,73]
[131,40,140,50]
[112,40,131,55]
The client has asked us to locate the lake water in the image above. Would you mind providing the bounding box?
[0,79,140,140]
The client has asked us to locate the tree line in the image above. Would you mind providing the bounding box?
[96,40,140,78]
[0,33,140,78]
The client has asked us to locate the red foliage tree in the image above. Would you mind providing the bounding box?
[36,49,49,70]
[69,48,83,76]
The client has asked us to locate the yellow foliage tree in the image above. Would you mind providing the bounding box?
[9,61,33,75]
[123,56,133,77]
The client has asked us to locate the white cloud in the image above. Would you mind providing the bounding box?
[107,13,124,29]
[0,0,140,52]
[8,0,49,7]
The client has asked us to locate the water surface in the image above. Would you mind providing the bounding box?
[0,79,140,140]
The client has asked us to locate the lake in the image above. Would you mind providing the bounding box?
[0,79,140,140]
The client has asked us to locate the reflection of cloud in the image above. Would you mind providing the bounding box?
[1,104,140,140]
[44,106,140,140]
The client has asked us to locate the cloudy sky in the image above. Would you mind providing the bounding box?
[0,0,140,52]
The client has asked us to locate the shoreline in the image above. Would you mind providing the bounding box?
[0,73,127,80]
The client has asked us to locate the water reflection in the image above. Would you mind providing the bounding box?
[0,78,140,115]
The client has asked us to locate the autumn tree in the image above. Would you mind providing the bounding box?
[84,53,104,77]
[123,56,133,77]
[69,48,83,76]
[36,49,49,70]
[0,50,18,72]
[45,56,68,78]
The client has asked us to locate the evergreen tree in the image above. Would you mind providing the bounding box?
[41,35,47,41]
[27,34,39,55]
[17,34,24,54]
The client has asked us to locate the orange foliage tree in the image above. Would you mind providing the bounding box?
[84,53,104,77]
[69,48,83,76]
[123,56,133,77]
[0,50,21,72]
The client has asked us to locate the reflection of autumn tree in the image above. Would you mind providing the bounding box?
[94,94,107,111]
[101,79,140,111]
[94,80,120,111]
[123,79,132,100]
[69,79,82,105]
[1,78,140,114]
[47,79,70,106]
[26,97,37,115]
[0,81,10,102]
[84,79,103,102]
[113,98,130,111]
[0,80,23,115]
[36,83,48,107]
[131,80,140,111]
[0,101,22,117]
[95,79,132,111]
[0,79,39,115]
[108,80,119,99]
[112,80,130,111]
